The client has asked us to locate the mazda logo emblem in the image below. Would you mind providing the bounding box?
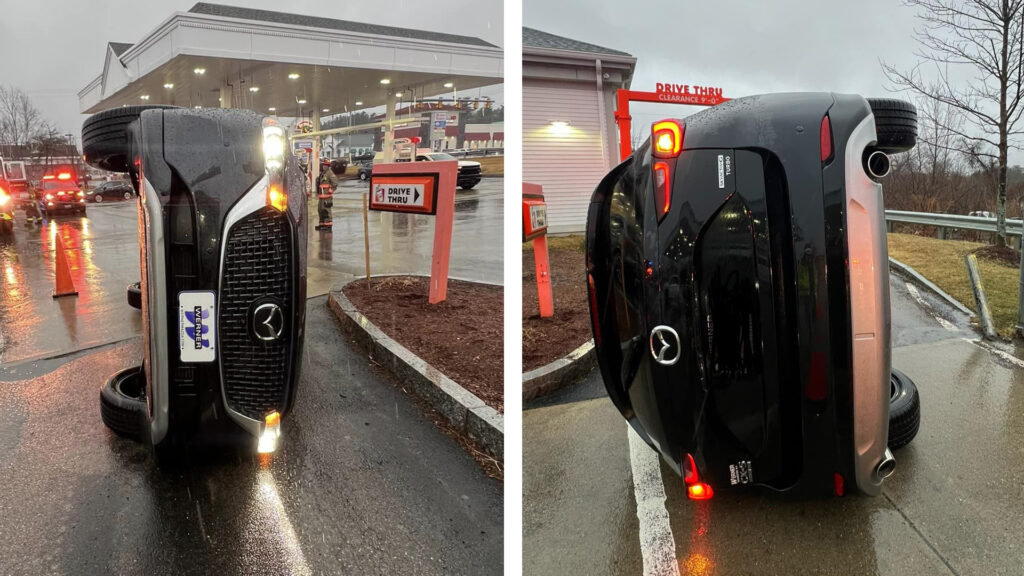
[649,325,681,366]
[253,302,284,341]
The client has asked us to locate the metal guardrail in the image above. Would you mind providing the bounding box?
[885,210,1024,239]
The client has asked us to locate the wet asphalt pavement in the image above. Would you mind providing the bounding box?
[0,177,503,365]
[524,272,1024,576]
[0,295,502,575]
[0,179,504,575]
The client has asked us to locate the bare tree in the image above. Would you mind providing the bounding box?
[883,0,1024,246]
[0,85,51,147]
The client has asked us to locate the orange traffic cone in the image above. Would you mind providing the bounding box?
[52,234,78,298]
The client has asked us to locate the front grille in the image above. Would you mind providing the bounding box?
[220,207,292,420]
[460,165,482,176]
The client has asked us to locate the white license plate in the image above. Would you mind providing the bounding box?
[178,291,216,362]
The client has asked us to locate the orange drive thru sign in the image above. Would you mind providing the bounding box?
[370,174,437,214]
[369,161,457,303]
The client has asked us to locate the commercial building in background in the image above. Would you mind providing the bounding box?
[374,104,504,151]
[78,2,503,180]
[523,28,636,234]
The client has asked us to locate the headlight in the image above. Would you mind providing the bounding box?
[262,117,287,211]
[0,193,8,206]
[45,193,53,200]
[262,122,286,172]
[77,191,84,197]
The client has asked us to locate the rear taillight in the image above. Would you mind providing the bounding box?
[683,453,698,483]
[820,114,833,162]
[683,452,713,500]
[587,273,601,347]
[653,161,671,218]
[687,482,714,500]
[651,119,683,222]
[652,120,683,158]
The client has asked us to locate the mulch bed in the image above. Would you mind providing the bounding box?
[522,245,590,371]
[974,243,1021,267]
[343,276,503,413]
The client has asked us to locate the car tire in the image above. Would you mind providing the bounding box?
[82,105,175,173]
[127,281,142,309]
[459,182,477,190]
[866,98,917,153]
[94,194,103,203]
[888,369,921,449]
[123,190,132,200]
[359,172,368,181]
[100,365,148,441]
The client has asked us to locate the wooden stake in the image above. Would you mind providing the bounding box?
[362,191,370,289]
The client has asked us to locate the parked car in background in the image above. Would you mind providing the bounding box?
[356,162,373,181]
[415,152,482,189]
[87,179,135,202]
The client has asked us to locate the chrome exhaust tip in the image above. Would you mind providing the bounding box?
[865,150,891,179]
[876,448,896,481]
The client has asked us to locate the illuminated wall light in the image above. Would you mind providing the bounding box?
[288,73,300,80]
[443,82,454,88]
[298,99,307,104]
[193,67,206,75]
[379,78,391,85]
[268,107,276,112]
[249,86,260,93]
[140,95,150,100]
[395,92,403,98]
[354,101,363,106]
[548,120,572,136]
[163,83,174,89]
[322,108,329,113]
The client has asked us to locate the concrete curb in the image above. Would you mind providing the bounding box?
[327,279,503,459]
[889,256,975,317]
[522,340,596,403]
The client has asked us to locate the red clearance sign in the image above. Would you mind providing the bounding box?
[654,83,727,106]
[369,174,438,215]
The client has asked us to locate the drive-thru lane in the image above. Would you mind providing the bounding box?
[0,295,502,575]
[524,273,1024,576]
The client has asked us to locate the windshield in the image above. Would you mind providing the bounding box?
[426,153,456,161]
[43,181,75,191]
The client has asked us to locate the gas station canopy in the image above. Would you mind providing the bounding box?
[78,3,503,118]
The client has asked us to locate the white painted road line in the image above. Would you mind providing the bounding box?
[628,424,680,576]
[964,337,1024,369]
[905,282,930,308]
[906,282,958,332]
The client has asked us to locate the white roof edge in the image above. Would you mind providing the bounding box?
[120,11,503,63]
[523,45,636,66]
[78,75,102,99]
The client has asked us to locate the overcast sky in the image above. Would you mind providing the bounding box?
[524,0,1024,165]
[0,0,503,141]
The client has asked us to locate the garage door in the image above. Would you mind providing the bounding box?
[524,79,610,235]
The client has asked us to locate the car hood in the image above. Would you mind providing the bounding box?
[457,160,481,168]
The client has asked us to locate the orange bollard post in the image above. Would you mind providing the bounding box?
[52,234,78,298]
[533,235,554,318]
